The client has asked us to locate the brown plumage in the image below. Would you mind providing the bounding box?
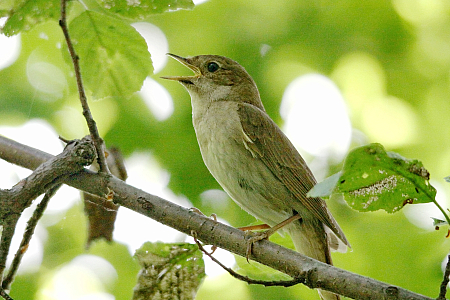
[163,54,350,300]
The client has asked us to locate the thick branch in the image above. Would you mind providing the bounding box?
[0,136,96,284]
[0,135,434,300]
[0,137,96,214]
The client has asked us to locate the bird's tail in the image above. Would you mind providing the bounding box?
[286,220,340,300]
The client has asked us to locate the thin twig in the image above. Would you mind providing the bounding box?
[437,254,450,300]
[58,0,110,174]
[0,287,14,300]
[192,231,304,287]
[0,215,20,285]
[2,184,62,290]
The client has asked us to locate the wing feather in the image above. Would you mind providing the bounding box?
[238,103,349,247]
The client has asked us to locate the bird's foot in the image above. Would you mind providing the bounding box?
[189,208,218,254]
[245,231,271,262]
[242,214,302,262]
[189,207,217,221]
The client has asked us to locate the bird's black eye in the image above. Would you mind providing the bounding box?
[207,62,219,73]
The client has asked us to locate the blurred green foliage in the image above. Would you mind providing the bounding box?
[2,0,450,299]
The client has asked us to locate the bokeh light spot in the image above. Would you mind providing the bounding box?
[393,0,448,25]
[281,74,352,162]
[26,60,67,100]
[139,77,174,121]
[332,52,385,115]
[0,30,21,70]
[132,22,168,74]
[38,255,116,300]
[360,96,418,148]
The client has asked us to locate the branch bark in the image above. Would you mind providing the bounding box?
[0,136,96,287]
[0,135,435,300]
[438,255,450,300]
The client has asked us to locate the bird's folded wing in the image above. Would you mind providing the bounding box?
[238,103,350,247]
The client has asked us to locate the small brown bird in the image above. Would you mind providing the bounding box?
[163,54,349,300]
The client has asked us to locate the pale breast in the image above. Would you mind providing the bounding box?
[192,101,292,226]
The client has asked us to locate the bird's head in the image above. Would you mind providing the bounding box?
[162,54,263,110]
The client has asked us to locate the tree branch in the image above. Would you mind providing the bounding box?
[0,215,19,286]
[0,287,13,300]
[438,255,450,300]
[0,135,435,300]
[2,183,61,290]
[0,136,96,286]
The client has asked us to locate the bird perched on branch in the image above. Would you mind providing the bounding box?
[163,54,350,300]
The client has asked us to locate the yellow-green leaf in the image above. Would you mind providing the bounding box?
[97,0,194,20]
[68,10,152,99]
[1,0,61,36]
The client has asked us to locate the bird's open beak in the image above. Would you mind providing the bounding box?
[161,53,201,81]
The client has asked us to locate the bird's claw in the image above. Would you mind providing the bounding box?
[242,215,302,262]
[245,231,270,262]
[190,209,218,253]
[190,208,217,221]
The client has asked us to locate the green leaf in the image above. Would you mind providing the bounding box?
[307,171,342,198]
[96,0,195,20]
[1,0,61,36]
[133,242,205,300]
[337,143,436,213]
[0,0,15,13]
[68,10,152,99]
[432,217,447,227]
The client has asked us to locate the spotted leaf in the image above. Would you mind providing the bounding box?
[336,143,436,213]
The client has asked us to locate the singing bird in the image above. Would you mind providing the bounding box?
[163,54,349,300]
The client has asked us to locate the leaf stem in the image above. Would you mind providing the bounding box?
[432,198,450,227]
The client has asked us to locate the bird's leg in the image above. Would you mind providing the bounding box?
[238,224,271,231]
[244,214,302,261]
